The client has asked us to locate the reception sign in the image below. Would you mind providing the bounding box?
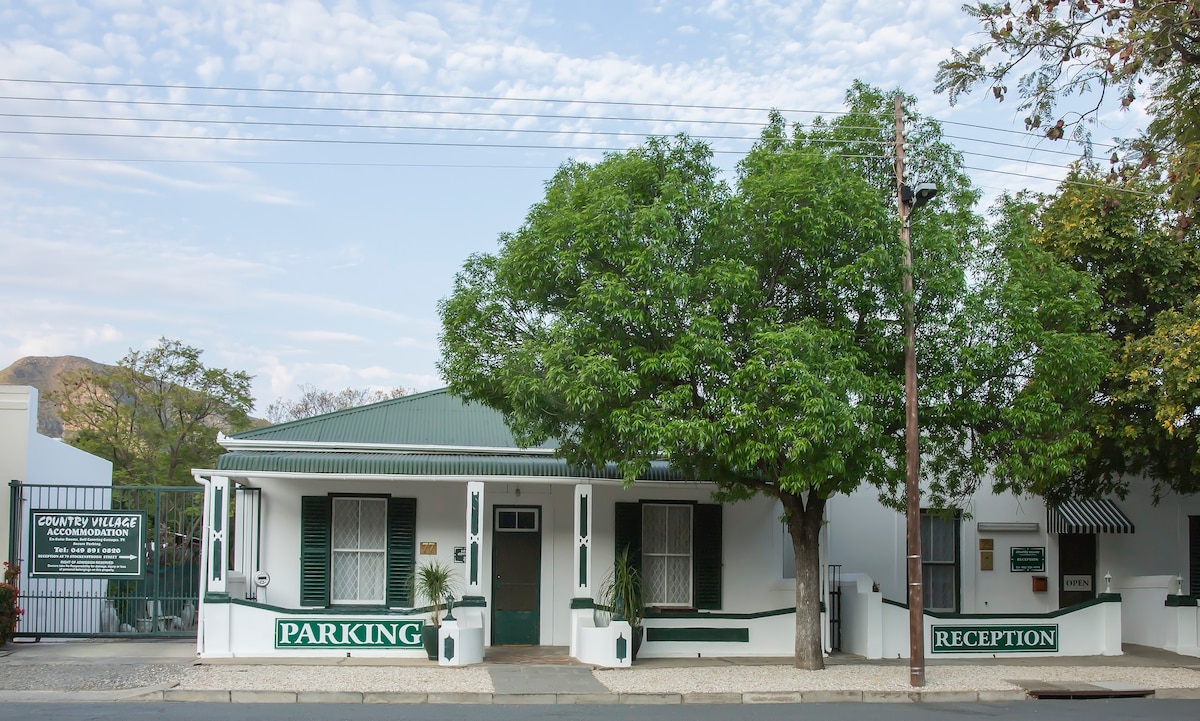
[275,619,424,648]
[1010,547,1046,572]
[29,510,145,578]
[931,624,1059,653]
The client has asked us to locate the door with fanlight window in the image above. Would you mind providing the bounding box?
[491,506,541,645]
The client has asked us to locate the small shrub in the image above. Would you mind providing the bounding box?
[0,562,22,645]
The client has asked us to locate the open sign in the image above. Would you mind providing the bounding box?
[1062,574,1093,592]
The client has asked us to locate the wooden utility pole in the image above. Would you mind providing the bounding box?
[894,93,925,688]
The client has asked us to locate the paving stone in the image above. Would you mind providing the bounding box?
[427,692,492,704]
[362,692,428,703]
[801,690,863,703]
[743,691,802,704]
[298,691,363,703]
[1154,688,1200,699]
[231,690,298,703]
[493,693,557,704]
[978,689,1029,702]
[619,692,682,704]
[556,693,620,704]
[163,689,231,703]
[916,690,979,703]
[682,692,742,704]
[862,690,916,703]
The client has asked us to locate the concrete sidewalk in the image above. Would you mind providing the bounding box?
[2,639,1199,704]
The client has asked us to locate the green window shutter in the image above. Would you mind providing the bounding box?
[387,497,417,607]
[614,502,642,576]
[300,495,331,607]
[693,503,722,610]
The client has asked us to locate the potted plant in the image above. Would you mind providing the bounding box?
[599,548,644,660]
[413,558,457,660]
[0,562,22,646]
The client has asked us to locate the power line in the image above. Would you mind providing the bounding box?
[0,155,557,169]
[0,105,1109,165]
[0,94,778,129]
[0,110,769,144]
[0,77,849,117]
[6,76,1116,152]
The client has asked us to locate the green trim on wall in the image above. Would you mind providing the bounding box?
[202,595,486,615]
[1165,595,1198,607]
[882,594,1121,618]
[644,606,804,620]
[646,627,749,643]
[570,597,596,610]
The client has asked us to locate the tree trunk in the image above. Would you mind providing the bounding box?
[784,492,827,670]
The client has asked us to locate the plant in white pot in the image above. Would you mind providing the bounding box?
[599,548,644,660]
[413,558,458,660]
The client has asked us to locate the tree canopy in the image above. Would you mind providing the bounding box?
[936,0,1200,223]
[55,338,255,485]
[266,384,409,424]
[990,169,1200,500]
[439,83,1038,668]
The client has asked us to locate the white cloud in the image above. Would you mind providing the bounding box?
[278,330,370,344]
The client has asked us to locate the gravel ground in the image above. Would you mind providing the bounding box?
[592,665,1200,694]
[176,664,496,693]
[0,663,188,691]
[4,659,1199,695]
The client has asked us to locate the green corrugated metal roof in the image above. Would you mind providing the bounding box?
[231,388,553,448]
[215,451,689,481]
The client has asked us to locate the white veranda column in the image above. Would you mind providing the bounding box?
[206,475,231,594]
[574,483,593,598]
[465,481,485,597]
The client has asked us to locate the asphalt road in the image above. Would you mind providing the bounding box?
[10,701,1200,721]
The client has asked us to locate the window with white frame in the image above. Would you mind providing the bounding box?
[642,503,693,606]
[921,511,959,613]
[331,497,387,604]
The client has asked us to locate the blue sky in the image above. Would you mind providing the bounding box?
[0,0,1148,414]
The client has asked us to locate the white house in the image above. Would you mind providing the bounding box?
[192,389,1199,663]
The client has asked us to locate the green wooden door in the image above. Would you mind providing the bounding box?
[491,506,540,645]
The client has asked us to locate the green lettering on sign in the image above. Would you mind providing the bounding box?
[931,624,1058,653]
[275,619,424,648]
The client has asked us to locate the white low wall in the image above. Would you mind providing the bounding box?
[199,598,430,659]
[841,574,1122,658]
[571,604,826,662]
[438,611,485,666]
[840,574,885,659]
[575,617,635,667]
[1164,601,1199,658]
[1116,575,1177,648]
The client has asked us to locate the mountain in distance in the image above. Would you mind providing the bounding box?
[0,355,112,437]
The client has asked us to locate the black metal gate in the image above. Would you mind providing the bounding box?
[827,564,842,652]
[7,481,203,639]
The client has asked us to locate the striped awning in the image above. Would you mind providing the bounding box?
[1048,499,1135,534]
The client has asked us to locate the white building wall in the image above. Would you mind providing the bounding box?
[828,485,1057,613]
[0,386,113,636]
[1099,477,1200,589]
[233,476,801,657]
[0,386,36,562]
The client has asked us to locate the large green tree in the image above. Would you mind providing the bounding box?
[936,0,1200,224]
[990,170,1200,499]
[440,85,1013,669]
[56,338,255,485]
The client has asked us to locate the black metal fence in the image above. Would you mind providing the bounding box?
[8,481,203,638]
